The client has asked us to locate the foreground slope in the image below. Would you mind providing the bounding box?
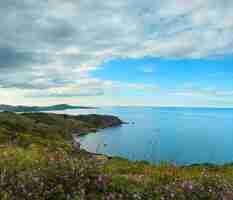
[0,112,233,200]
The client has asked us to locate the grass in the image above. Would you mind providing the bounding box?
[0,111,233,199]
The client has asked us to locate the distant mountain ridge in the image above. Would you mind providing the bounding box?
[0,104,96,112]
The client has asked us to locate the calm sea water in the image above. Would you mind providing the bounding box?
[50,107,233,165]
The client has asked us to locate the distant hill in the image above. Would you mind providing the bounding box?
[0,104,96,112]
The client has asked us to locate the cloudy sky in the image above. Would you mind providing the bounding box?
[0,0,233,107]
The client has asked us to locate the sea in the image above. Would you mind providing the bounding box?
[49,107,233,165]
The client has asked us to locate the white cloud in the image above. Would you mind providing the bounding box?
[172,87,233,98]
[0,0,233,104]
[56,47,81,55]
[139,66,154,73]
[24,79,159,99]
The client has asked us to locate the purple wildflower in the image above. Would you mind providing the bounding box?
[182,181,193,192]
[106,193,114,200]
[98,175,103,182]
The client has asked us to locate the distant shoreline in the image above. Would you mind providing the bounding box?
[0,104,98,113]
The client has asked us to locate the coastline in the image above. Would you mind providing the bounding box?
[1,111,233,199]
[72,123,233,168]
[1,110,231,167]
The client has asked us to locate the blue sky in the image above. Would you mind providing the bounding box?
[0,0,233,107]
[88,56,233,107]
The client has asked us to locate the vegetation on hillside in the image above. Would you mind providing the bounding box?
[0,112,233,199]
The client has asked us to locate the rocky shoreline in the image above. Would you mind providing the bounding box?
[70,114,124,154]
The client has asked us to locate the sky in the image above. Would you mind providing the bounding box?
[0,0,233,107]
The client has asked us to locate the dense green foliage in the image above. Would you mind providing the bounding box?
[0,111,233,199]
